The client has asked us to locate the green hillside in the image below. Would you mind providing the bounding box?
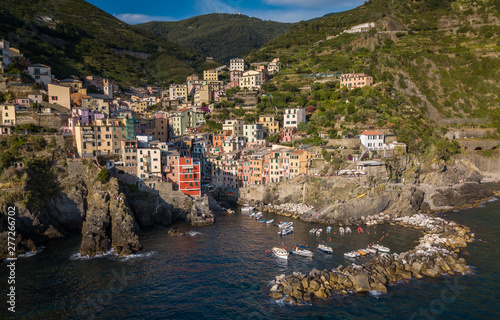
[0,0,208,86]
[137,14,290,64]
[242,0,500,159]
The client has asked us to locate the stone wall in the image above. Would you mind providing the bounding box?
[16,111,69,129]
[445,129,495,140]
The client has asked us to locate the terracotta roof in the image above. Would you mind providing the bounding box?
[291,150,305,154]
[360,130,384,135]
[179,107,191,112]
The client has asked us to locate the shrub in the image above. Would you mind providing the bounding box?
[97,167,110,184]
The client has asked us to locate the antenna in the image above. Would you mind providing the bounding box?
[237,5,241,15]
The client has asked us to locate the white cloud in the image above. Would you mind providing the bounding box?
[114,13,175,24]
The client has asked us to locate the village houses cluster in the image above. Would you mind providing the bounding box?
[1,38,398,198]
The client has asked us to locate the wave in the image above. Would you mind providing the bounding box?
[70,248,116,260]
[3,247,45,262]
[189,231,202,236]
[369,290,386,297]
[120,251,156,261]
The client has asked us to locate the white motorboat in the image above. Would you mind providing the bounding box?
[339,227,345,235]
[344,251,359,258]
[365,248,377,254]
[241,205,255,213]
[326,226,332,233]
[266,219,274,224]
[345,227,352,234]
[249,213,255,218]
[318,244,333,254]
[278,226,294,236]
[272,247,289,259]
[278,222,293,229]
[309,228,317,234]
[372,244,390,253]
[291,246,314,257]
[315,229,323,236]
[255,212,263,219]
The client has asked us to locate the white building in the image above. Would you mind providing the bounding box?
[0,39,11,72]
[238,70,263,90]
[283,108,306,129]
[169,84,188,101]
[359,130,386,149]
[343,22,375,34]
[223,119,245,136]
[137,148,162,179]
[229,58,245,71]
[27,64,52,88]
[243,124,264,143]
[268,58,281,75]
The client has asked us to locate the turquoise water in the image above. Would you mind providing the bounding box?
[2,200,500,319]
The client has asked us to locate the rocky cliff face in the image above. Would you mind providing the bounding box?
[0,159,202,259]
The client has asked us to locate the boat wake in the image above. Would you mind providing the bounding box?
[189,231,202,236]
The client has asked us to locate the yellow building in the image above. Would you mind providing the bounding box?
[1,104,16,125]
[258,115,279,135]
[74,118,130,157]
[203,69,219,81]
[289,150,311,178]
[48,84,71,110]
[133,101,149,114]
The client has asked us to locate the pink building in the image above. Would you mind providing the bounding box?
[16,98,30,106]
[280,127,296,142]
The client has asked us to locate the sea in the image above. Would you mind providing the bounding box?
[2,192,500,319]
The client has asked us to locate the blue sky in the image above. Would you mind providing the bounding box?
[86,0,366,24]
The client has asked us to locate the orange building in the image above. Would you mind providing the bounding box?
[212,130,232,147]
[178,157,201,197]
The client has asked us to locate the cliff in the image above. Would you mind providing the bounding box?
[0,158,207,259]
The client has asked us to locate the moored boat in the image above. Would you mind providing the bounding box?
[344,251,359,258]
[372,244,390,253]
[309,228,317,234]
[318,244,333,254]
[259,219,266,223]
[315,229,323,236]
[339,227,345,235]
[278,226,294,236]
[365,248,377,254]
[271,246,289,259]
[255,212,263,219]
[249,213,255,218]
[266,219,274,224]
[326,226,332,233]
[278,222,293,229]
[291,246,314,257]
[226,209,235,214]
[345,227,352,234]
[357,249,368,256]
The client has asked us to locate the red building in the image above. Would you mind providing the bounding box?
[178,157,201,197]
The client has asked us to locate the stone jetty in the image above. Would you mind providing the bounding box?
[269,213,473,304]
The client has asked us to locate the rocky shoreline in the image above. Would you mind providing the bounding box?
[269,212,475,304]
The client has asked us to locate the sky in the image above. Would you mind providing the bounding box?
[86,0,366,24]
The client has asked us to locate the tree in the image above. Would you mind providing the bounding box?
[31,136,47,151]
[97,167,110,184]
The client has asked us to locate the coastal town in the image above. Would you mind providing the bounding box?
[0,38,405,199]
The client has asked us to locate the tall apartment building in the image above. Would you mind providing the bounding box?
[48,84,71,110]
[283,108,306,129]
[137,148,162,179]
[222,119,245,136]
[243,124,264,143]
[258,115,279,135]
[238,70,263,90]
[27,64,52,88]
[169,84,188,101]
[229,58,245,71]
[203,69,219,81]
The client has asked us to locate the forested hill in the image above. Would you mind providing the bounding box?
[137,14,290,64]
[248,0,500,125]
[0,0,212,86]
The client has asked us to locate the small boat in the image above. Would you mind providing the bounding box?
[357,249,368,256]
[345,227,352,234]
[255,212,263,219]
[309,228,317,234]
[259,219,266,223]
[326,226,332,233]
[344,251,359,258]
[339,227,345,235]
[315,229,323,236]
[266,219,274,224]
[241,205,255,213]
[272,246,289,259]
[373,245,390,253]
[249,213,255,218]
[278,226,294,236]
[318,244,333,254]
[278,222,293,229]
[291,246,314,257]
[365,248,377,254]
[357,227,364,234]
[226,209,235,214]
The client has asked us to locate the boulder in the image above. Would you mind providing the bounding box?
[314,289,328,299]
[370,282,388,294]
[301,277,309,289]
[269,292,283,300]
[411,261,423,275]
[351,274,371,293]
[284,296,297,305]
[283,285,293,296]
[291,289,303,300]
[309,280,321,291]
[422,268,440,278]
[303,292,313,301]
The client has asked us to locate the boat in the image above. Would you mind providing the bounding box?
[345,227,352,234]
[365,248,377,254]
[318,244,333,254]
[344,251,359,258]
[249,213,255,218]
[259,219,266,223]
[357,249,368,256]
[309,228,317,234]
[226,209,235,214]
[326,226,332,233]
[241,205,255,213]
[278,226,294,236]
[357,226,364,234]
[278,222,293,229]
[373,244,390,253]
[255,212,263,219]
[315,229,323,236]
[291,246,314,257]
[266,219,274,224]
[339,227,345,235]
[271,246,289,259]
